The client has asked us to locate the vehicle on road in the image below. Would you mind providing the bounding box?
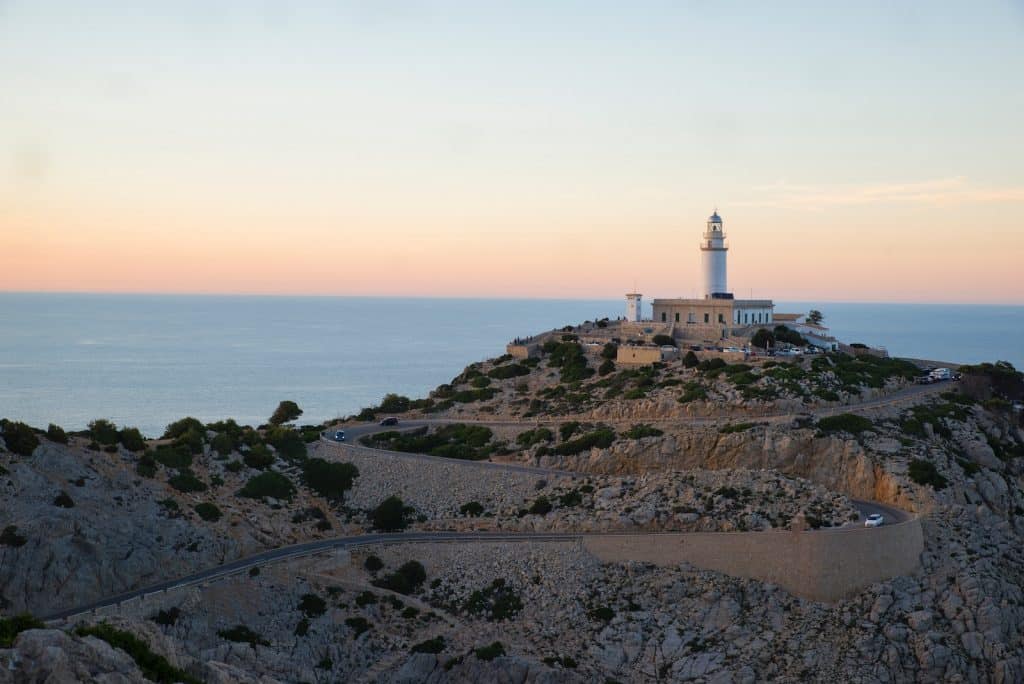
[334,430,345,441]
[930,367,953,381]
[864,513,885,527]
[914,375,934,385]
[379,417,399,426]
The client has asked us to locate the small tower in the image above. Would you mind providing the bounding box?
[700,211,729,298]
[625,293,642,322]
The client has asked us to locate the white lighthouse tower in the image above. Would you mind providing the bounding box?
[700,211,729,298]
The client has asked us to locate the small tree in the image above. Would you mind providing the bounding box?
[682,351,700,368]
[46,424,68,445]
[119,427,146,452]
[88,419,119,446]
[807,310,824,325]
[1,421,39,457]
[269,401,303,426]
[600,343,618,360]
[751,328,774,349]
[372,496,411,531]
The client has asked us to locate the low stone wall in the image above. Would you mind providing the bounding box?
[583,517,924,603]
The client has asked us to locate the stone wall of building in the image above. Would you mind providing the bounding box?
[582,517,924,603]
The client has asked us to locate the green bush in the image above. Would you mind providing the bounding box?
[471,375,492,388]
[528,496,552,515]
[88,419,119,446]
[474,641,506,661]
[136,452,157,477]
[238,471,295,501]
[774,325,806,346]
[601,342,619,360]
[652,334,675,347]
[623,424,663,439]
[460,501,484,517]
[162,417,205,441]
[516,428,553,447]
[298,593,327,617]
[265,427,307,462]
[0,420,39,456]
[153,444,193,469]
[355,591,378,607]
[119,427,147,452]
[194,502,222,522]
[45,423,68,444]
[76,623,201,683]
[908,458,948,489]
[53,491,75,508]
[719,422,760,434]
[546,342,593,383]
[751,328,774,348]
[682,351,699,368]
[151,607,181,626]
[0,614,44,647]
[294,618,309,636]
[225,460,244,473]
[211,432,236,457]
[372,560,427,595]
[243,444,275,470]
[559,422,581,441]
[345,616,370,637]
[269,400,303,425]
[372,496,412,531]
[301,458,359,501]
[598,358,615,376]
[589,606,615,622]
[487,363,530,380]
[553,428,616,456]
[366,424,496,461]
[168,469,207,493]
[364,555,384,572]
[0,526,27,547]
[679,381,707,403]
[697,357,727,373]
[412,636,446,654]
[217,624,269,647]
[816,413,874,436]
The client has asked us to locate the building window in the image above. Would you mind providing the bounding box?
[674,312,679,322]
[744,313,748,324]
[718,313,724,324]
[688,313,695,323]
[661,312,666,322]
[704,313,709,323]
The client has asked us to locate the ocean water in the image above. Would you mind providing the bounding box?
[0,293,1021,436]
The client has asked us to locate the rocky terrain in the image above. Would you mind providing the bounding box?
[1,337,1023,682]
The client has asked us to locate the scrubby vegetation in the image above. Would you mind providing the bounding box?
[77,623,202,684]
[0,614,43,647]
[464,578,523,621]
[301,458,359,501]
[362,424,501,461]
[45,423,68,444]
[816,414,875,436]
[908,458,948,490]
[623,424,664,439]
[238,471,296,501]
[194,502,222,522]
[372,560,427,595]
[0,525,27,547]
[371,496,413,531]
[217,624,270,648]
[553,427,615,456]
[269,400,303,425]
[0,420,39,456]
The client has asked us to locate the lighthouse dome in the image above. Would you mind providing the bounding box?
[708,211,722,223]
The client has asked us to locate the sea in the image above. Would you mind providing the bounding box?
[1,293,1021,437]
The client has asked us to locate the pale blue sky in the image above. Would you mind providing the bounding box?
[2,2,1023,301]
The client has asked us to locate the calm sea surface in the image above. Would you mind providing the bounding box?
[0,294,1021,436]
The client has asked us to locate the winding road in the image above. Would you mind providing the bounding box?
[42,383,933,623]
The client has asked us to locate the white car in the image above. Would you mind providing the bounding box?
[864,513,885,527]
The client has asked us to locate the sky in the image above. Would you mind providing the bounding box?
[2,1,1023,303]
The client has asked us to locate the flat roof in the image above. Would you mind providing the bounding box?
[651,298,774,307]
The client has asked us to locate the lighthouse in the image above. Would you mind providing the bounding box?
[700,211,729,298]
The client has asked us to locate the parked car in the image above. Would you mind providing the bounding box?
[914,375,934,385]
[930,368,953,381]
[864,513,885,528]
[379,417,399,426]
[334,430,345,441]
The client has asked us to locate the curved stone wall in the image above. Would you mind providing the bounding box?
[583,517,924,603]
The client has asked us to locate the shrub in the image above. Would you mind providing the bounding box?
[298,593,327,617]
[243,444,276,470]
[589,606,615,622]
[45,423,68,444]
[355,591,378,607]
[238,471,295,501]
[194,502,222,522]
[546,342,593,383]
[345,616,370,637]
[265,427,307,462]
[817,413,874,436]
[559,422,581,441]
[697,357,727,373]
[0,526,27,547]
[76,623,201,683]
[652,334,675,347]
[217,625,269,647]
[151,607,181,626]
[157,498,180,513]
[1,421,39,456]
[225,460,244,473]
[372,496,412,531]
[269,400,303,425]
[211,432,236,457]
[774,325,806,346]
[908,459,948,490]
[119,427,146,452]
[598,358,615,376]
[136,452,157,478]
[153,444,193,469]
[679,381,707,403]
[528,496,552,515]
[471,375,492,388]
[301,458,359,502]
[317,657,333,670]
[623,424,663,439]
[487,364,530,380]
[53,491,75,508]
[751,328,774,348]
[162,417,205,440]
[719,422,760,434]
[88,419,119,446]
[553,428,616,456]
[364,555,384,572]
[412,636,446,654]
[294,618,309,636]
[559,489,582,507]
[516,428,553,447]
[474,641,506,661]
[682,351,699,368]
[601,343,619,360]
[168,469,207,493]
[372,560,427,595]
[460,501,484,517]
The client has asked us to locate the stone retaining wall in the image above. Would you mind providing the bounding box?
[583,517,924,603]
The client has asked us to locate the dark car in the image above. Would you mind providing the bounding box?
[379,417,399,426]
[334,430,346,441]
